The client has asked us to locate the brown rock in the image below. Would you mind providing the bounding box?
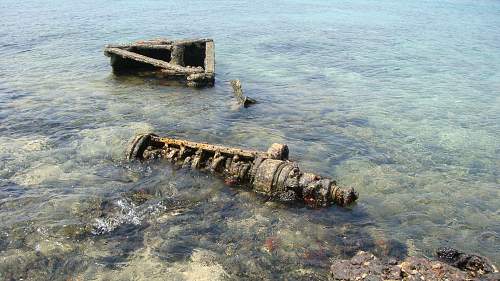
[330,250,498,281]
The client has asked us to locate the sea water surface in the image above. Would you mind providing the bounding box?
[0,0,499,280]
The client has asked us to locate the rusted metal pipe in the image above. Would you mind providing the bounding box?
[127,134,358,207]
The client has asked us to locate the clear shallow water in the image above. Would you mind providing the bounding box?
[0,0,499,279]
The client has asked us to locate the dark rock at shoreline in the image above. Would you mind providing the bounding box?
[330,250,499,281]
[436,247,497,278]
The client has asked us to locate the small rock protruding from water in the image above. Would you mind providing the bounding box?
[436,247,498,277]
[230,80,256,108]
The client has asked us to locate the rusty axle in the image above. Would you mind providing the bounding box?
[127,134,358,207]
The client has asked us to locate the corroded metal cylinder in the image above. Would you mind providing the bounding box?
[127,133,357,207]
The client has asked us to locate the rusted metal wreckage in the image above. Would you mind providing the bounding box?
[128,134,358,207]
[104,38,215,87]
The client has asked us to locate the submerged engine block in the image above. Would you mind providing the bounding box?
[128,134,358,207]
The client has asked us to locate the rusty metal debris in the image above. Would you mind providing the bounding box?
[127,133,358,207]
[230,80,256,107]
[104,38,215,87]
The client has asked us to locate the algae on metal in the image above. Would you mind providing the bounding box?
[127,133,358,207]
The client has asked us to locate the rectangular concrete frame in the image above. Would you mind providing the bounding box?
[104,38,215,87]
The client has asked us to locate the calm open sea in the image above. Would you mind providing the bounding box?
[0,0,499,279]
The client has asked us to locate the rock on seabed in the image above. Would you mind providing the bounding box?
[330,251,499,281]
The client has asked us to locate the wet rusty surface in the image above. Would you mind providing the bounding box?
[127,133,358,207]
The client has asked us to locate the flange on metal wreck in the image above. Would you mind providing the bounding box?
[104,38,215,87]
[127,133,358,208]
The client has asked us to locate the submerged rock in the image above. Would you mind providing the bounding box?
[57,192,193,239]
[330,250,499,281]
[330,251,402,281]
[182,249,230,281]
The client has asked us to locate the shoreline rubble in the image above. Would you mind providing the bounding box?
[330,249,498,281]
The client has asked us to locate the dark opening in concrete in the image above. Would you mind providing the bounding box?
[184,43,206,68]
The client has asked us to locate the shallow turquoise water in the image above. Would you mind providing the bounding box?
[0,0,499,279]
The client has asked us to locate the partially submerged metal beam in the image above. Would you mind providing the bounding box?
[105,44,174,51]
[174,38,213,46]
[104,47,203,74]
[127,133,358,207]
[154,135,281,159]
[230,80,256,107]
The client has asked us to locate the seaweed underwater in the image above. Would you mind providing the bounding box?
[1,0,500,280]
